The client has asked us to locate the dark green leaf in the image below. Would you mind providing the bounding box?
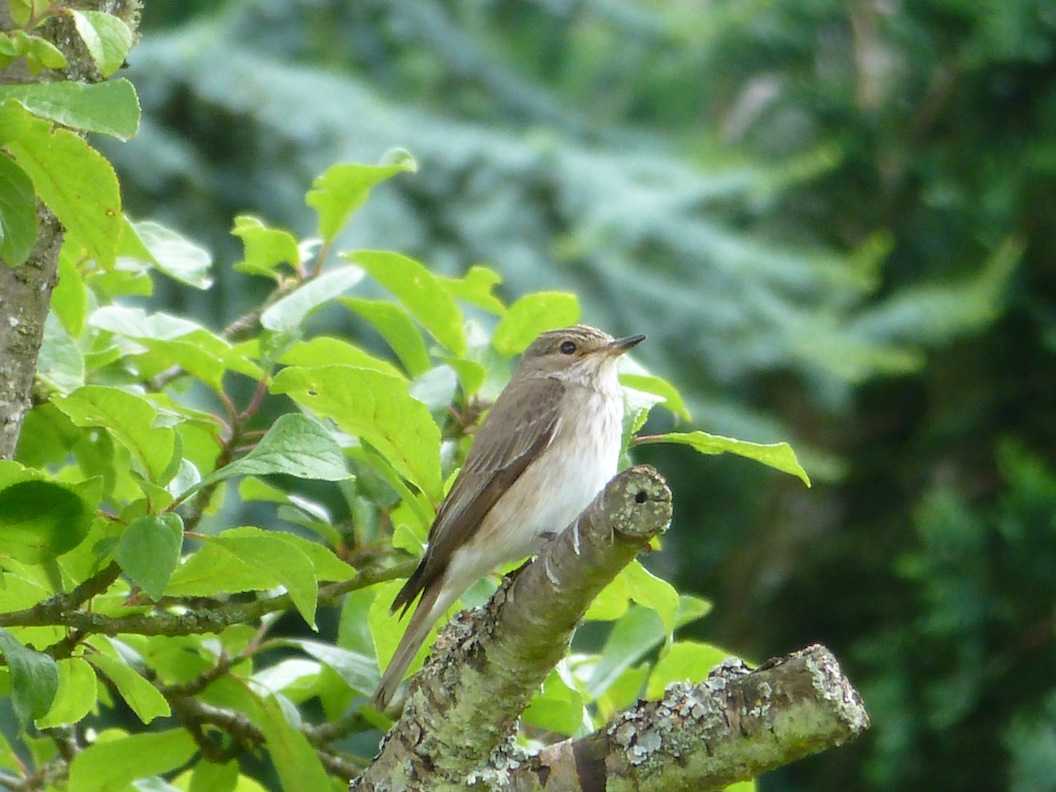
[0,152,36,265]
[0,477,96,563]
[116,513,184,601]
[253,693,331,791]
[0,628,58,726]
[587,596,712,698]
[199,414,348,490]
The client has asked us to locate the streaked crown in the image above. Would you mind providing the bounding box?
[518,325,645,381]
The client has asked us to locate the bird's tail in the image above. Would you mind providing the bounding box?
[372,583,447,711]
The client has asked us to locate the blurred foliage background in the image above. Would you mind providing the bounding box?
[106,1,1056,790]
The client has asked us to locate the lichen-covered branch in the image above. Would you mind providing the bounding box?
[507,645,870,792]
[350,465,870,791]
[352,465,673,791]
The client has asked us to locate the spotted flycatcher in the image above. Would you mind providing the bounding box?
[372,324,644,709]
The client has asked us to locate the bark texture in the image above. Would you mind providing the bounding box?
[509,645,868,791]
[0,0,141,459]
[353,465,673,791]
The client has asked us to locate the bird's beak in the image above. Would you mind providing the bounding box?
[605,334,645,356]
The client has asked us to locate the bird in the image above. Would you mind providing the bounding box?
[372,324,645,710]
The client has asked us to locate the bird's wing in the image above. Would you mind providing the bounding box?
[391,375,564,614]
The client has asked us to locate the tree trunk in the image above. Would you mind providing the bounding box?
[0,1,141,459]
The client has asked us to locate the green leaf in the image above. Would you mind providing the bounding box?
[271,365,443,500]
[68,728,197,792]
[189,760,238,792]
[260,265,364,332]
[231,214,302,279]
[3,100,120,267]
[67,10,134,78]
[52,246,88,334]
[586,596,712,698]
[620,373,691,421]
[637,430,811,486]
[279,337,405,379]
[341,297,432,376]
[438,265,506,315]
[0,79,140,139]
[583,572,629,622]
[523,669,587,736]
[0,152,36,265]
[267,532,356,582]
[645,641,736,699]
[165,542,278,599]
[370,579,433,674]
[36,312,85,393]
[53,386,176,483]
[624,560,680,637]
[347,250,466,355]
[306,149,418,242]
[492,291,580,356]
[87,652,171,724]
[199,414,348,492]
[123,220,213,289]
[206,528,319,629]
[36,657,97,728]
[25,36,66,72]
[249,692,331,792]
[89,305,260,391]
[280,638,377,695]
[0,477,96,563]
[116,513,183,601]
[0,628,58,726]
[7,2,33,27]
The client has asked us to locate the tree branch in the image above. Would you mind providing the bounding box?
[508,645,869,791]
[353,465,673,791]
[351,467,870,791]
[0,558,417,639]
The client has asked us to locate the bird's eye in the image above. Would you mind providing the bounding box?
[559,340,577,355]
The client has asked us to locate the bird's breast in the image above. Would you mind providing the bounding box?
[464,383,623,568]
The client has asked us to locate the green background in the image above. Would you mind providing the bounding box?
[106,2,1056,790]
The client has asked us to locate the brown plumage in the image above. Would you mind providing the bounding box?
[372,325,644,710]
